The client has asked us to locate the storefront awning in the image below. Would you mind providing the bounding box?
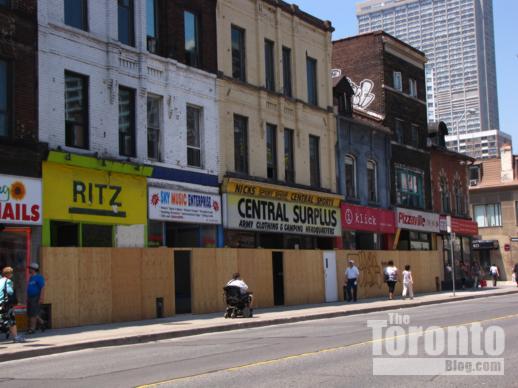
[472,240,499,250]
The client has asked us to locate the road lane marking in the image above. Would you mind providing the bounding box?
[136,312,518,387]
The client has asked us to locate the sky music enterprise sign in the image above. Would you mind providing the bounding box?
[223,194,341,237]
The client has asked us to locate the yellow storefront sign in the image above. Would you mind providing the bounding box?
[43,162,147,225]
[223,178,342,208]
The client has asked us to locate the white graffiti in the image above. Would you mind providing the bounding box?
[348,78,375,110]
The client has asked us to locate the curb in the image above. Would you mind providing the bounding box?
[2,289,517,362]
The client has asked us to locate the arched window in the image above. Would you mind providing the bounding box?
[345,155,357,199]
[367,160,378,202]
[454,180,464,216]
[440,176,451,213]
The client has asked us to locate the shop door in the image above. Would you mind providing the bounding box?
[272,252,284,306]
[0,228,31,303]
[323,251,338,302]
[174,251,191,314]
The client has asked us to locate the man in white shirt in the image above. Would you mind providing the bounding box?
[226,273,253,307]
[489,264,499,287]
[344,260,360,302]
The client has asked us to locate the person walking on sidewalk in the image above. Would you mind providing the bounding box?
[513,263,518,287]
[0,267,24,343]
[489,264,499,287]
[384,261,398,300]
[402,265,414,300]
[26,262,45,334]
[471,261,481,289]
[344,260,360,302]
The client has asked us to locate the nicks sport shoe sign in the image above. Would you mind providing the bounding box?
[0,174,42,225]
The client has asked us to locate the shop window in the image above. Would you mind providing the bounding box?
[118,86,136,157]
[396,166,424,209]
[473,203,501,227]
[264,39,275,92]
[345,155,357,199]
[306,56,318,105]
[234,114,248,173]
[0,60,10,137]
[231,25,246,82]
[367,160,377,202]
[82,224,113,247]
[266,123,277,180]
[147,95,162,161]
[393,71,402,91]
[51,221,79,247]
[65,0,87,31]
[184,10,200,67]
[284,128,295,183]
[187,105,202,167]
[148,221,164,247]
[146,0,158,53]
[65,71,89,149]
[282,47,292,97]
[309,135,320,187]
[50,221,114,247]
[118,0,135,46]
[409,231,431,250]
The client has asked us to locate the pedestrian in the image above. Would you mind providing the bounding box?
[513,263,518,287]
[384,260,398,300]
[471,261,481,289]
[0,267,24,342]
[26,262,45,334]
[226,272,253,308]
[489,264,499,287]
[402,265,414,300]
[344,259,360,302]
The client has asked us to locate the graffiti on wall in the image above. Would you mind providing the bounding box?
[347,251,384,289]
[348,78,375,110]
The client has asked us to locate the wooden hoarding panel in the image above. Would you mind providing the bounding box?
[112,248,143,322]
[237,249,273,308]
[141,248,174,319]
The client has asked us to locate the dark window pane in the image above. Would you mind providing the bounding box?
[266,124,277,180]
[65,0,87,30]
[0,0,7,6]
[284,128,295,183]
[282,47,292,97]
[82,224,113,247]
[265,39,275,92]
[187,106,202,167]
[234,115,248,173]
[51,221,79,247]
[411,125,419,147]
[306,57,317,105]
[345,155,356,198]
[231,26,246,81]
[147,96,161,160]
[119,87,135,157]
[65,71,89,149]
[309,135,320,187]
[184,11,200,67]
[118,0,134,46]
[367,160,377,202]
[146,0,157,37]
[0,60,7,137]
[395,119,404,143]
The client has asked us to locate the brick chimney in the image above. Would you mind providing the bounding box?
[501,144,514,182]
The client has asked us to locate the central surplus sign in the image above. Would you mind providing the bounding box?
[223,194,341,237]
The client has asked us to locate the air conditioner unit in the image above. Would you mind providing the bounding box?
[469,179,478,187]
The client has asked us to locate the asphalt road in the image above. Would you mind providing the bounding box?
[0,294,516,388]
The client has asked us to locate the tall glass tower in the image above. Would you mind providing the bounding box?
[356,0,504,158]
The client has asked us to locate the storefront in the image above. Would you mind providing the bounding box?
[42,152,149,247]
[148,186,221,247]
[0,174,42,302]
[394,207,440,250]
[222,178,342,249]
[341,203,395,250]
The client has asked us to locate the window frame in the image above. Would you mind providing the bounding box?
[64,71,89,149]
[186,104,203,168]
[118,86,136,158]
[282,46,292,97]
[284,128,295,183]
[439,176,451,213]
[395,167,425,209]
[367,159,378,203]
[0,59,11,138]
[309,135,321,187]
[410,124,420,148]
[233,114,249,174]
[184,10,201,68]
[147,95,162,161]
[118,0,135,47]
[393,71,402,91]
[64,0,88,31]
[264,39,275,92]
[306,56,318,105]
[395,118,404,143]
[146,0,159,53]
[231,25,246,82]
[266,123,277,180]
[344,155,357,199]
[473,203,502,228]
[409,78,417,97]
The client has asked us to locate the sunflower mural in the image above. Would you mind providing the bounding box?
[10,181,26,201]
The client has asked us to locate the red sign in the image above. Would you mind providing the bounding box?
[451,217,478,236]
[341,203,396,234]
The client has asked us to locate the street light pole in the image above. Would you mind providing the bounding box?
[450,232,456,296]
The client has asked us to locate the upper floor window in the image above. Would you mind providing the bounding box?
[396,167,424,209]
[231,25,246,82]
[146,0,158,53]
[306,57,318,105]
[264,39,275,92]
[345,155,357,199]
[234,114,248,174]
[118,0,134,47]
[338,93,352,116]
[474,204,501,227]
[393,71,402,91]
[118,86,136,157]
[64,71,89,149]
[282,47,292,97]
[147,95,161,161]
[395,119,404,143]
[409,78,417,97]
[266,124,277,180]
[284,128,295,183]
[184,11,200,68]
[439,176,450,213]
[0,60,9,137]
[187,105,202,168]
[367,160,377,202]
[309,135,320,187]
[454,181,464,216]
[65,0,88,31]
[0,0,8,6]
[411,124,420,147]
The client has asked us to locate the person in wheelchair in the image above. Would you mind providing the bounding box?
[223,272,253,318]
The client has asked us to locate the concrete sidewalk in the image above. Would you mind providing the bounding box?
[1,283,517,362]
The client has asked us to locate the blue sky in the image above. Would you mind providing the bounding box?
[295,0,518,147]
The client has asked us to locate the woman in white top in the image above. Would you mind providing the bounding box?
[384,261,398,300]
[402,264,414,300]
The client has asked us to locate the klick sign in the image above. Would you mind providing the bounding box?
[0,174,42,225]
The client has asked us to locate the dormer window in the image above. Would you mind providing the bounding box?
[338,93,351,116]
